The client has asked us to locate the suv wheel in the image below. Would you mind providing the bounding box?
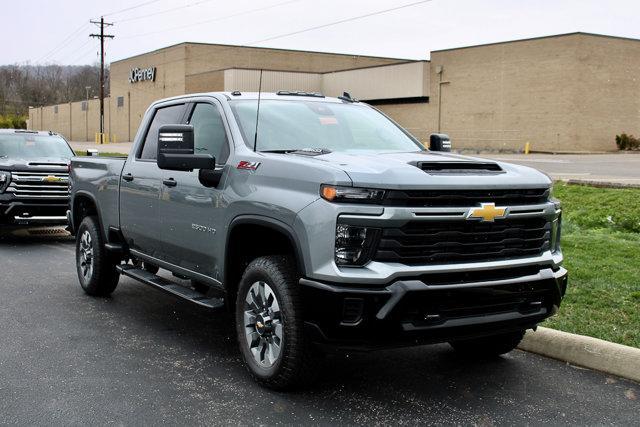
[235,255,319,390]
[76,216,119,296]
[449,330,526,357]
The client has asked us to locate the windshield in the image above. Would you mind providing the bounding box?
[0,133,74,160]
[230,100,423,153]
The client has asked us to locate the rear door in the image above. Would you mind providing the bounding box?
[157,100,232,280]
[119,103,187,257]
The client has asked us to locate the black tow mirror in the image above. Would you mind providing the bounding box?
[157,124,215,171]
[429,133,452,152]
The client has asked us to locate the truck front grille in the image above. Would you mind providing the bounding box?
[383,188,549,207]
[374,217,550,265]
[7,171,69,201]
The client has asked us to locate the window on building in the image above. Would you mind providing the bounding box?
[117,96,124,108]
[81,101,88,111]
[187,103,229,164]
[54,105,58,114]
[139,104,185,160]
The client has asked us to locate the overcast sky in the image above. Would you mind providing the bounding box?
[2,0,639,65]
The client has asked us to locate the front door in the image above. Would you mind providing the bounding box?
[120,103,187,258]
[158,101,231,281]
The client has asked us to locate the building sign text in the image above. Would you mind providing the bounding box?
[129,67,156,84]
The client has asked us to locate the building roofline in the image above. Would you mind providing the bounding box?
[431,32,640,54]
[111,41,417,65]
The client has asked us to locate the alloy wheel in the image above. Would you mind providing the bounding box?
[79,230,94,281]
[243,281,283,368]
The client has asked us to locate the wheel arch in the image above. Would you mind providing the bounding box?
[224,215,307,304]
[71,191,105,239]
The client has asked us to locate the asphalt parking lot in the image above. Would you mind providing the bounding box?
[1,232,639,425]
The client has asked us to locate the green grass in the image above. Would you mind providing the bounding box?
[545,183,640,347]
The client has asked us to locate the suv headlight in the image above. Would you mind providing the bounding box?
[0,171,10,193]
[335,224,380,266]
[321,185,385,204]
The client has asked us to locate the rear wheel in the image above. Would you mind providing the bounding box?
[235,255,319,390]
[449,330,526,357]
[75,216,119,296]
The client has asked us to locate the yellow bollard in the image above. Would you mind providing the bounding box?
[95,132,99,144]
[112,134,117,144]
[524,142,531,155]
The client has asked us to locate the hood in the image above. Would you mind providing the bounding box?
[287,150,551,190]
[0,157,71,172]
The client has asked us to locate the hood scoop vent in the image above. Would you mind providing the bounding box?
[28,162,68,167]
[418,161,503,175]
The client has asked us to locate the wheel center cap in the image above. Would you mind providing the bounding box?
[255,314,272,336]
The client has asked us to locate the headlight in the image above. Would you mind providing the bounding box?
[0,171,10,193]
[335,224,380,266]
[321,185,385,204]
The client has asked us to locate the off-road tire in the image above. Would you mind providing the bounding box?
[235,255,319,390]
[75,215,119,296]
[449,330,526,357]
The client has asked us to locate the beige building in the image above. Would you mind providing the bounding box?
[30,32,640,152]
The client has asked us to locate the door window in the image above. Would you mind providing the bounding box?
[139,104,185,160]
[188,103,230,164]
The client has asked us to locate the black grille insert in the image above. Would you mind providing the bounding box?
[383,188,549,207]
[374,217,550,265]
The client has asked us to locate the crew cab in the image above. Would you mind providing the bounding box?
[0,129,73,226]
[68,91,567,389]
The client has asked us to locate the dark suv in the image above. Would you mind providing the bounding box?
[0,129,73,226]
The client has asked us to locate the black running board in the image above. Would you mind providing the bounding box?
[116,264,225,309]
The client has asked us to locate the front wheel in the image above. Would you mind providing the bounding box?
[235,255,319,390]
[76,216,119,296]
[449,330,526,358]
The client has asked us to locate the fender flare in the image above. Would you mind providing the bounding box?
[70,190,106,240]
[226,215,307,276]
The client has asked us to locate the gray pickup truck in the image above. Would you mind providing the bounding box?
[68,91,567,389]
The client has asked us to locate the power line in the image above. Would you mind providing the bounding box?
[251,0,436,45]
[117,0,433,72]
[115,0,215,23]
[58,39,94,64]
[35,23,91,64]
[102,0,165,17]
[120,0,303,40]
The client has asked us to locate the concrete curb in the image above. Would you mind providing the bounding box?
[518,327,640,383]
[564,179,640,189]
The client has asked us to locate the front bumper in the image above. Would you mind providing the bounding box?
[0,198,69,225]
[301,266,567,350]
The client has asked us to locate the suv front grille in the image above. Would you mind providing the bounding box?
[7,171,69,201]
[374,217,550,265]
[383,188,549,207]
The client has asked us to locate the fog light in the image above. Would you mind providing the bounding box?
[335,224,379,266]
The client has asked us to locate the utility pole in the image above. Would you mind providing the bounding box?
[85,86,91,141]
[90,17,114,144]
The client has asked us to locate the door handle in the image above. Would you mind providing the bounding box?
[163,178,177,187]
[122,173,134,182]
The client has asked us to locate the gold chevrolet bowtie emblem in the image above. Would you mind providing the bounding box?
[467,203,508,222]
[42,175,63,183]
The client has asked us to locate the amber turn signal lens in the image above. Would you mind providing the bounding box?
[321,185,337,201]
